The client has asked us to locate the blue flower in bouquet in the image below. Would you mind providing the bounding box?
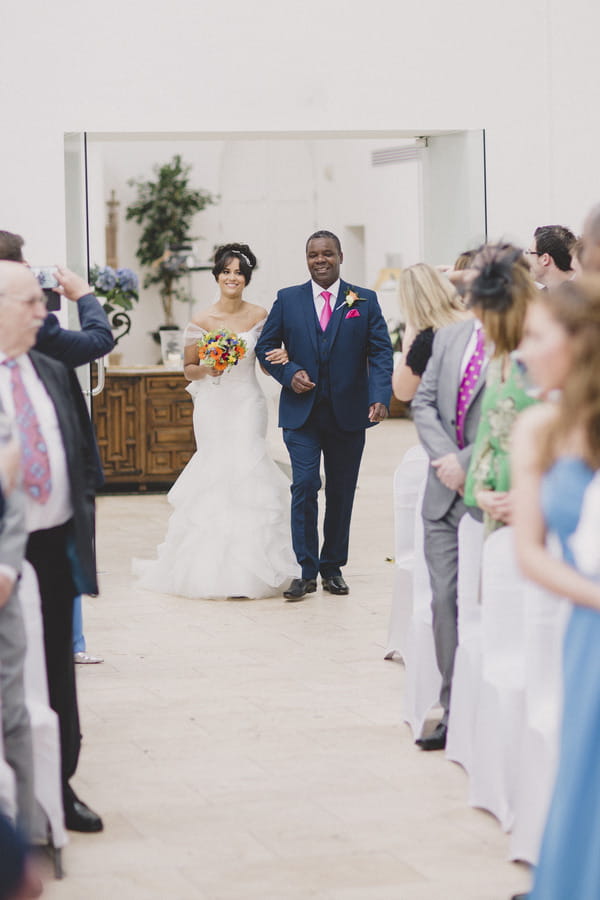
[116,268,139,293]
[94,266,118,293]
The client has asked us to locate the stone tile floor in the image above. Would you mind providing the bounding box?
[43,418,531,899]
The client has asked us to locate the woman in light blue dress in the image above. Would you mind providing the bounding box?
[511,277,600,900]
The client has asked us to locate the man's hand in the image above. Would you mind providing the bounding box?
[0,572,15,608]
[291,370,316,394]
[54,266,92,302]
[368,402,388,423]
[432,453,466,492]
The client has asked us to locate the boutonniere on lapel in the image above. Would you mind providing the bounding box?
[336,287,367,318]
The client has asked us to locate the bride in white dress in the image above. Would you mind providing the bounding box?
[135,243,298,599]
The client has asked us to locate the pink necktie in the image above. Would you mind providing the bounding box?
[455,328,485,450]
[319,291,333,331]
[4,359,52,504]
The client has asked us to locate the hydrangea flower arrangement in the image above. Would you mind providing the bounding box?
[89,265,139,311]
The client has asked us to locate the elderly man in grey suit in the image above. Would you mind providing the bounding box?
[0,420,34,837]
[411,315,486,750]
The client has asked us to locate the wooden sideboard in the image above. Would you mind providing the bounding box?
[92,366,196,490]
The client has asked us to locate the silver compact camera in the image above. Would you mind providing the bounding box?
[31,266,61,311]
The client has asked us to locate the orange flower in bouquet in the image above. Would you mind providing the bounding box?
[197,330,247,379]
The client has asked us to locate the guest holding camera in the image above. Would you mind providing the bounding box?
[0,231,114,369]
[0,231,111,666]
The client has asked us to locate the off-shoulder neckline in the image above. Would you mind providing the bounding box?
[188,318,265,336]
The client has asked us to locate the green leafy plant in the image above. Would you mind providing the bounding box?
[126,154,218,325]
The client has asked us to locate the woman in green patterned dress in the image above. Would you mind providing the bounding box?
[464,245,539,532]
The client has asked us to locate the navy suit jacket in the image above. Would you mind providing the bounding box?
[34,293,114,367]
[34,292,113,489]
[256,279,393,432]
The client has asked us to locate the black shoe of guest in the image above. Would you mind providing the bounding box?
[415,722,447,751]
[63,788,103,833]
[510,895,530,899]
[283,578,317,602]
[321,575,349,595]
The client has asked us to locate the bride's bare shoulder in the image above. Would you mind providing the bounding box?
[191,310,217,330]
[246,303,268,328]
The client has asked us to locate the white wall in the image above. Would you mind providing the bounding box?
[2,0,598,286]
[422,131,486,265]
[85,137,422,363]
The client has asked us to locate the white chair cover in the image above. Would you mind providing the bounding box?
[446,514,484,774]
[456,515,484,643]
[467,526,527,830]
[401,465,442,737]
[19,562,67,849]
[392,445,429,567]
[385,445,429,659]
[509,581,569,863]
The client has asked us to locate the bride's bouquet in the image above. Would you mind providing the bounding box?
[197,329,247,380]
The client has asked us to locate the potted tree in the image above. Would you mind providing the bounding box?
[126,154,218,330]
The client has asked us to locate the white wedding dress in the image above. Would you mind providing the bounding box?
[134,321,298,599]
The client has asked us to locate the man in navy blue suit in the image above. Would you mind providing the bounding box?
[256,230,393,601]
[0,231,114,371]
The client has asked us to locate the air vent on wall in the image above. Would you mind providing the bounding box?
[371,143,425,166]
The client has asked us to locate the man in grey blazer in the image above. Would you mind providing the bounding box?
[411,317,486,750]
[0,419,34,837]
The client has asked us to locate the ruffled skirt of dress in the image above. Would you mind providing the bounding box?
[133,370,299,599]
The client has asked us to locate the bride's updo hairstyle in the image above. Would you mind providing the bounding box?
[212,243,257,285]
[469,242,537,358]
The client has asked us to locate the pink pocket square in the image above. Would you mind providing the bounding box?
[345,309,361,319]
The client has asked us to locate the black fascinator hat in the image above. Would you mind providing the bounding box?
[470,245,525,313]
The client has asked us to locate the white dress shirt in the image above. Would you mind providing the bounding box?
[459,320,485,379]
[311,279,341,322]
[0,353,72,533]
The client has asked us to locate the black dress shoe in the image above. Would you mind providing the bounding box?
[64,789,103,833]
[283,578,317,602]
[511,895,529,899]
[415,721,447,751]
[321,575,349,595]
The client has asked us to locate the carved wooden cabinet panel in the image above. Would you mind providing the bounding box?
[92,367,195,488]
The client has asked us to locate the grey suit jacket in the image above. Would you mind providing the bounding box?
[0,411,27,574]
[411,320,486,521]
